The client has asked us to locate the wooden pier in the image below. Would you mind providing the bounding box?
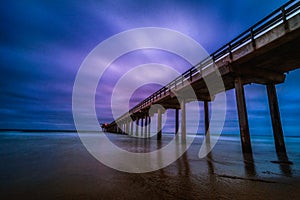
[104,1,300,158]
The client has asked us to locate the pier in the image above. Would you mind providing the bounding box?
[104,0,300,158]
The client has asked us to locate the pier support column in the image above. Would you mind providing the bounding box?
[267,84,287,154]
[180,99,186,142]
[147,116,151,138]
[135,118,139,137]
[235,77,252,154]
[204,100,210,144]
[123,122,125,134]
[126,120,129,135]
[123,123,126,134]
[141,118,144,138]
[144,116,148,138]
[118,124,121,134]
[175,108,179,135]
[130,120,134,136]
[157,109,162,140]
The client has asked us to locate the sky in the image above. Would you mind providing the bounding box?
[1,0,299,136]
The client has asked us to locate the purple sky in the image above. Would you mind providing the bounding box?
[1,0,299,136]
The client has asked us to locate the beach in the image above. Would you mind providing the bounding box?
[0,131,299,199]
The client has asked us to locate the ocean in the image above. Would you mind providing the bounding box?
[0,131,299,199]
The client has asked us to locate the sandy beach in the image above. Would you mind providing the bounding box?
[0,131,299,200]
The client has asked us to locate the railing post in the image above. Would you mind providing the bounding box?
[250,29,256,49]
[281,6,289,30]
[228,44,233,60]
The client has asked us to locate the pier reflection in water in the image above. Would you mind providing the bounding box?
[273,152,293,177]
[242,153,256,177]
[108,133,295,179]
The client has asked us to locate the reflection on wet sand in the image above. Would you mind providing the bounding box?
[157,136,191,177]
[112,133,294,179]
[205,145,222,199]
[176,151,190,176]
[157,140,165,176]
[273,152,293,177]
[174,139,195,198]
[242,153,256,177]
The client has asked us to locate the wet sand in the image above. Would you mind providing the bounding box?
[0,132,300,199]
